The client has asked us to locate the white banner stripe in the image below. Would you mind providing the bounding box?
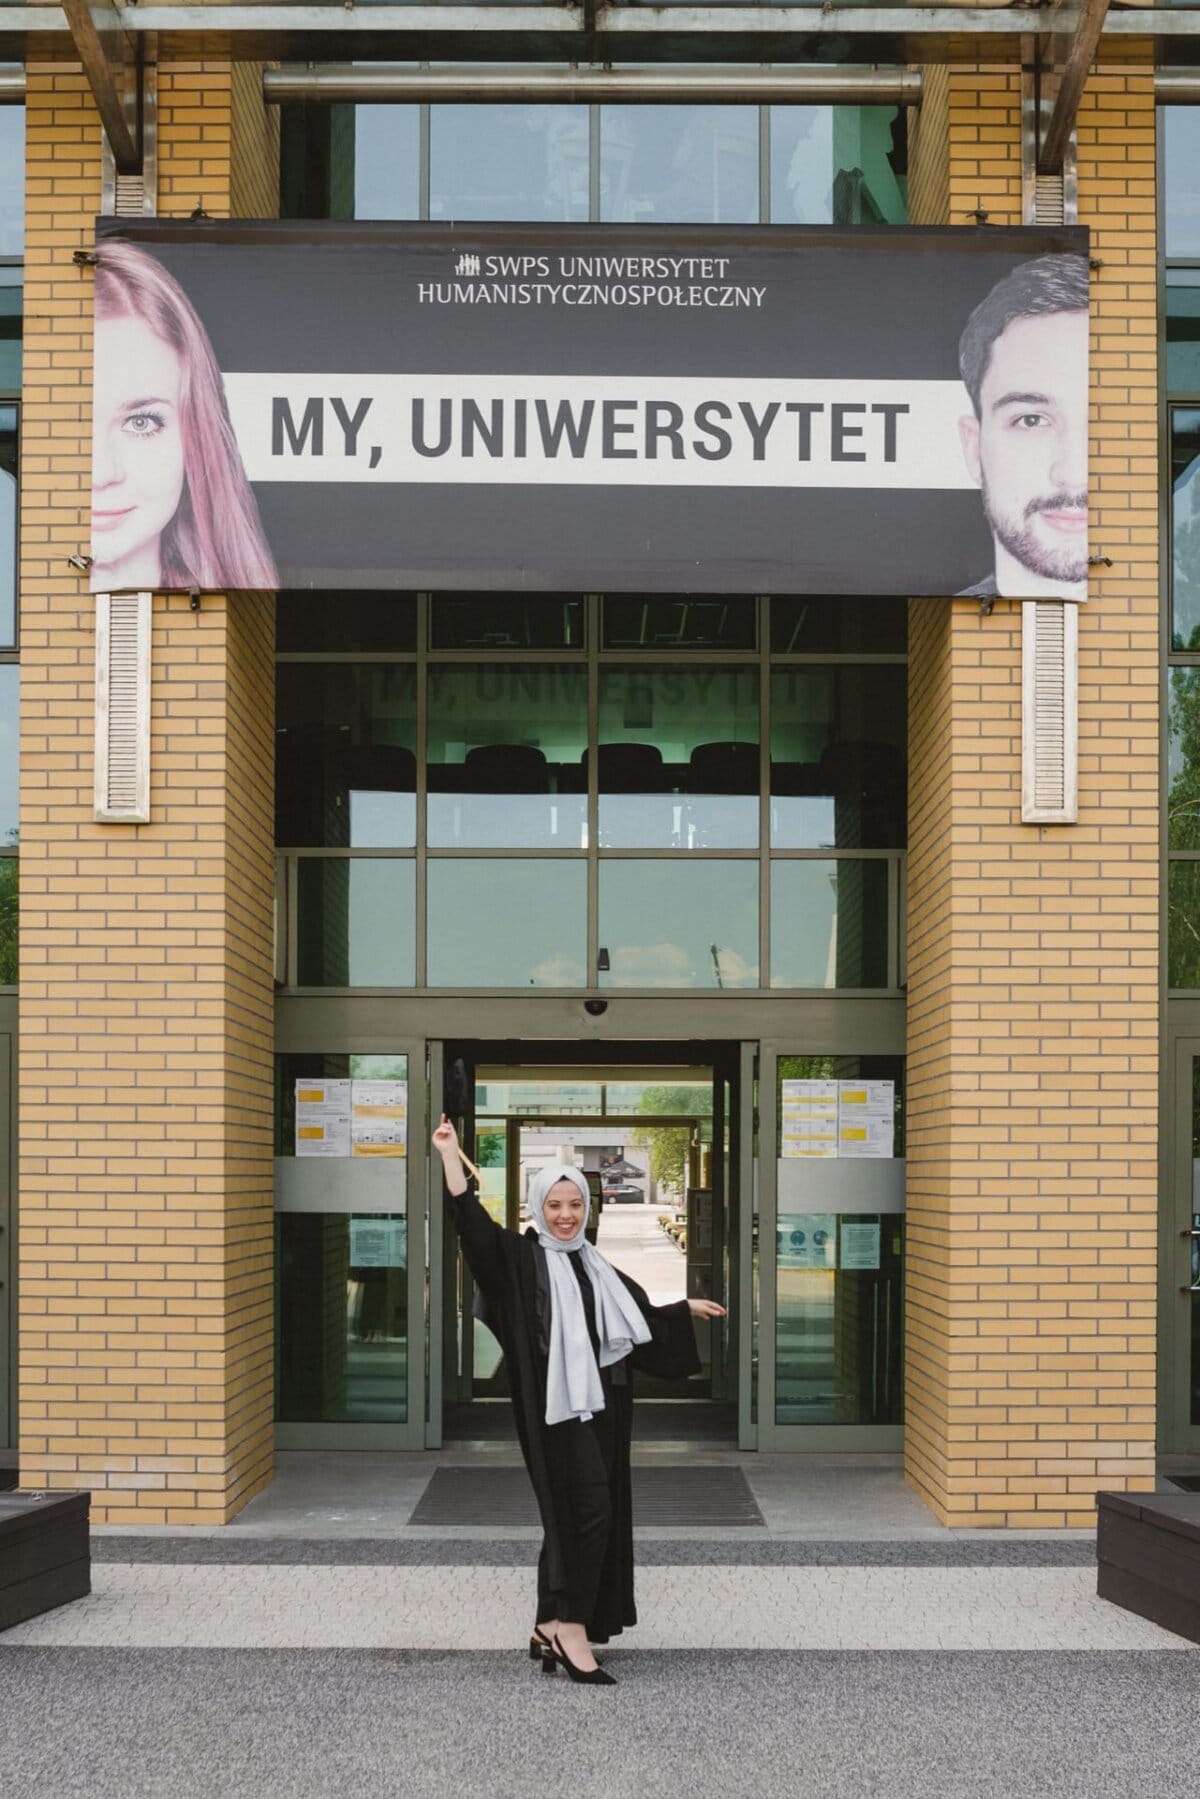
[223,374,979,490]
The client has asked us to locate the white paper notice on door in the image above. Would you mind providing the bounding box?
[780,1079,839,1159]
[840,1220,882,1270]
[350,1079,408,1158]
[837,1081,895,1159]
[295,1078,352,1157]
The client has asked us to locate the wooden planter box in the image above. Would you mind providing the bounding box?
[1096,1489,1200,1645]
[0,1490,91,1632]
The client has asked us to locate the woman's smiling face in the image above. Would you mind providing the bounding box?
[543,1178,586,1240]
[91,314,186,582]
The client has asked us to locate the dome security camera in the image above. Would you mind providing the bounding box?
[584,999,608,1017]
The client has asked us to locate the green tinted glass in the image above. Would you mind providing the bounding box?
[598,860,759,988]
[427,858,587,986]
[277,664,417,847]
[295,858,416,986]
[771,666,906,850]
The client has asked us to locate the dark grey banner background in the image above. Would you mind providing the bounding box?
[98,219,1089,595]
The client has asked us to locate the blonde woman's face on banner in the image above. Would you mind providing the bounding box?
[92,315,186,583]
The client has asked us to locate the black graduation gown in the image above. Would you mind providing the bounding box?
[446,1180,701,1642]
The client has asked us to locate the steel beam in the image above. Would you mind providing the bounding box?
[61,0,140,174]
[1038,0,1111,174]
[263,63,924,105]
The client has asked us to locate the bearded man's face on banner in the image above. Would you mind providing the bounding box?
[958,307,1089,591]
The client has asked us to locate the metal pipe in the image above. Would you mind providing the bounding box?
[1155,71,1200,103]
[263,63,924,107]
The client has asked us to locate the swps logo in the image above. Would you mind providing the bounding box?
[454,252,481,277]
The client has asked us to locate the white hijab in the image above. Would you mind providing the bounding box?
[527,1163,652,1427]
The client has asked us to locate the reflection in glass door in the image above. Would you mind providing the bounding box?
[274,1046,426,1448]
[759,1044,905,1448]
[1168,1042,1200,1453]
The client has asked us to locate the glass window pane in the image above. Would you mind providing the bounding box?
[430,105,590,221]
[600,106,759,224]
[597,667,759,849]
[770,859,890,989]
[599,860,759,988]
[276,595,417,653]
[0,284,19,393]
[1166,271,1200,395]
[430,595,583,651]
[1192,1057,1200,1427]
[296,858,416,986]
[602,597,757,652]
[0,665,15,843]
[277,664,417,847]
[770,597,908,654]
[0,854,14,985]
[1169,862,1200,988]
[275,1052,408,1156]
[770,105,906,225]
[1165,108,1200,259]
[427,858,587,986]
[1173,409,1200,652]
[0,408,14,646]
[277,1214,407,1423]
[775,1215,904,1424]
[774,1054,904,1425]
[353,105,420,219]
[0,108,22,256]
[427,665,588,849]
[1169,669,1200,851]
[771,667,907,849]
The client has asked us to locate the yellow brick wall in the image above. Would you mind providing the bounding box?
[905,61,1160,1526]
[18,59,278,1524]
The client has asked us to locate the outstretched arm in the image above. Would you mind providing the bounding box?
[615,1268,716,1381]
[432,1113,507,1296]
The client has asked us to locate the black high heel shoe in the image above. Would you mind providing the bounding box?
[552,1634,617,1687]
[529,1626,557,1672]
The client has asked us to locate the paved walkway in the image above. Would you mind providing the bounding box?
[4,1455,1199,1796]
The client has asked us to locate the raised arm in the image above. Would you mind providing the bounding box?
[432,1114,508,1296]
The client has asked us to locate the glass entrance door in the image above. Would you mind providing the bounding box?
[757,1042,905,1449]
[433,1047,746,1442]
[1167,1040,1200,1455]
[274,1042,426,1448]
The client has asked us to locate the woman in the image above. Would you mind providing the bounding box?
[91,239,278,592]
[433,1114,725,1686]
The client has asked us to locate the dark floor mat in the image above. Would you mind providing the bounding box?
[409,1463,764,1528]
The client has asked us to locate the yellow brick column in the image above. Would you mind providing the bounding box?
[904,61,1159,1527]
[18,58,279,1524]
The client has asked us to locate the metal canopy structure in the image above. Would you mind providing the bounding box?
[5,5,1200,66]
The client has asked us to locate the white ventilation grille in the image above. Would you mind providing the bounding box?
[1032,172,1066,226]
[112,171,148,218]
[94,592,151,823]
[1021,599,1078,825]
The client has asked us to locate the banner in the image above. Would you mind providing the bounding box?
[90,219,1089,597]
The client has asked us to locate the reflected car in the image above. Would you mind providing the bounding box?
[602,1182,645,1203]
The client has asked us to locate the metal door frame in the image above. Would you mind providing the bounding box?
[427,1039,758,1446]
[273,1030,428,1450]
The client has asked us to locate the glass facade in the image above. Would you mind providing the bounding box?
[282,103,908,228]
[275,596,907,992]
